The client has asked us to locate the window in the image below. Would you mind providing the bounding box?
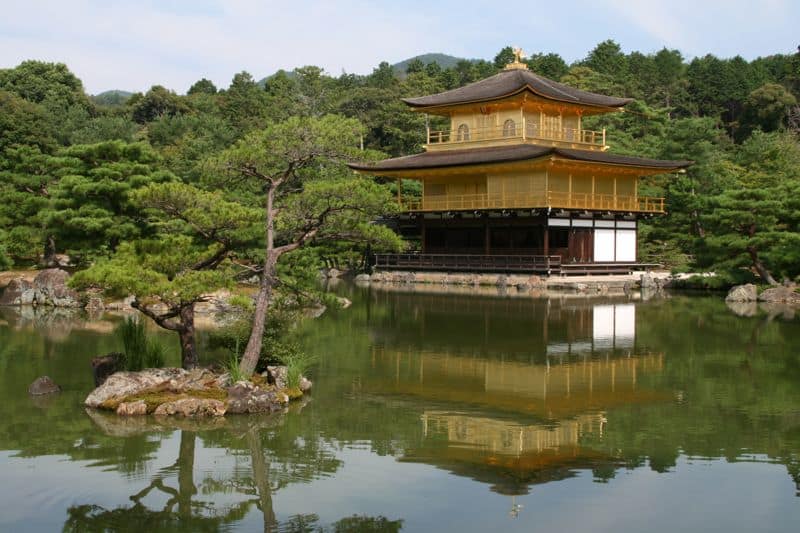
[503,119,516,137]
[542,113,562,138]
[457,123,470,141]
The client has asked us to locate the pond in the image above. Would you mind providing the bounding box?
[1,286,799,532]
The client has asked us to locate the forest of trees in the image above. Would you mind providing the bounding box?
[1,41,799,366]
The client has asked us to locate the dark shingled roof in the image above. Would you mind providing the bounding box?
[402,69,633,109]
[349,145,693,172]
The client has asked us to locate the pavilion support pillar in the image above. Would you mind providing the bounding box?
[543,224,550,256]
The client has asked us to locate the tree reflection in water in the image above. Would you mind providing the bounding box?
[64,407,402,532]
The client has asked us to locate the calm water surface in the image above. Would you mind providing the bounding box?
[1,286,799,532]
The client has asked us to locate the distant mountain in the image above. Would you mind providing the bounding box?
[256,70,295,87]
[392,53,478,75]
[256,53,479,86]
[92,90,133,106]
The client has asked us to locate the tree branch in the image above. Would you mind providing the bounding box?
[131,298,185,332]
[190,243,231,271]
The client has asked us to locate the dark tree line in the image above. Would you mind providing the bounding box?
[2,41,800,285]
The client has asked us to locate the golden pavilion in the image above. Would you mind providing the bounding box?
[350,49,692,275]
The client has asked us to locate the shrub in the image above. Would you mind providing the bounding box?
[0,243,12,271]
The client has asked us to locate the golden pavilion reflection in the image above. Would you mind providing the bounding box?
[365,301,667,496]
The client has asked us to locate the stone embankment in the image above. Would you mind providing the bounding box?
[85,366,312,418]
[354,270,673,294]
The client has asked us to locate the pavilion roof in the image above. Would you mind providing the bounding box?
[401,69,633,110]
[348,145,693,173]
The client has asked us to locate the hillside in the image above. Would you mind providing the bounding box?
[92,90,133,106]
[392,53,477,74]
[257,53,477,85]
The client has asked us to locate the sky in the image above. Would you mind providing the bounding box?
[1,0,798,94]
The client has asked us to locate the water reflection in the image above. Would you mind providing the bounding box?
[2,290,800,531]
[362,298,669,499]
[66,406,401,532]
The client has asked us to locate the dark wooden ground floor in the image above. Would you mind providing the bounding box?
[393,212,640,264]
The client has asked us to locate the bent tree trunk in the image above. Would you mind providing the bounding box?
[240,183,278,378]
[748,247,778,286]
[239,252,277,377]
[42,235,57,267]
[132,299,199,370]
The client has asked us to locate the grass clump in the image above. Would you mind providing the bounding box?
[226,353,245,383]
[223,337,247,383]
[116,316,166,371]
[282,348,317,389]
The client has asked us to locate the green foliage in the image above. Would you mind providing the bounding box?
[130,85,188,124]
[0,141,178,264]
[210,308,315,385]
[91,90,133,106]
[71,238,231,302]
[70,182,259,301]
[70,115,139,144]
[284,350,317,389]
[0,90,56,152]
[72,181,260,368]
[145,340,166,368]
[209,301,302,366]
[738,83,797,140]
[3,42,800,285]
[226,352,245,383]
[526,52,569,79]
[493,46,516,69]
[0,60,89,109]
[695,132,800,283]
[0,230,12,271]
[220,71,269,132]
[115,317,165,370]
[187,78,217,96]
[582,39,628,79]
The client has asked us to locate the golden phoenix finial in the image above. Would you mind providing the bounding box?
[505,47,529,70]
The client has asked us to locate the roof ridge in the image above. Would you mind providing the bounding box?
[523,70,581,102]
[348,144,693,172]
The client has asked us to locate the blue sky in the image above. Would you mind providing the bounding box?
[1,0,798,94]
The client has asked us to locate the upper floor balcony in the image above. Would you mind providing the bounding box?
[426,121,607,151]
[400,190,665,214]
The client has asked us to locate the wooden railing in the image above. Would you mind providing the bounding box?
[374,253,562,274]
[427,123,606,149]
[402,191,664,213]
